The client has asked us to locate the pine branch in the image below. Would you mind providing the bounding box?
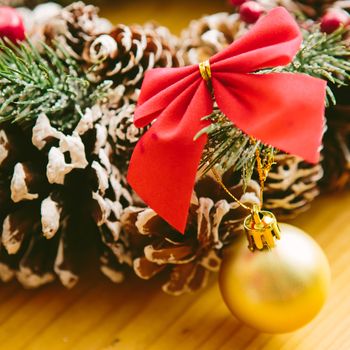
[196,110,276,188]
[199,26,350,184]
[282,25,350,106]
[0,39,111,131]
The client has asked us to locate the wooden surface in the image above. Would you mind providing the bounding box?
[0,192,350,350]
[2,1,350,349]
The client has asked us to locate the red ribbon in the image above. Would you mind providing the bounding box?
[127,7,326,233]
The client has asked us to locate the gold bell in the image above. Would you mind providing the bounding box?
[244,204,281,251]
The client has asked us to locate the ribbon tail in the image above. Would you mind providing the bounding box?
[128,81,213,233]
[213,72,326,163]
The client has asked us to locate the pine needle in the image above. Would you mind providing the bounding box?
[0,39,111,132]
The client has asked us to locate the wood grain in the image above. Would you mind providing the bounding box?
[0,192,349,350]
[1,1,350,349]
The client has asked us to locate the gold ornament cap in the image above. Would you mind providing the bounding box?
[244,204,281,251]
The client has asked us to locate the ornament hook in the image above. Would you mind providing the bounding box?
[244,204,281,251]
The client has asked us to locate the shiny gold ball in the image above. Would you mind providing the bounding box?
[219,223,331,333]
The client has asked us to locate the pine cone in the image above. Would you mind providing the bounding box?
[40,2,183,104]
[82,22,184,97]
[121,174,260,296]
[296,0,339,16]
[321,98,350,191]
[180,12,247,65]
[263,154,323,219]
[17,3,63,43]
[42,2,112,60]
[107,102,148,173]
[0,106,132,288]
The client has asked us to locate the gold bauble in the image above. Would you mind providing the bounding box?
[219,223,331,333]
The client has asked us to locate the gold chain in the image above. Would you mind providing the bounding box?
[211,167,251,212]
[210,139,274,213]
[253,140,275,207]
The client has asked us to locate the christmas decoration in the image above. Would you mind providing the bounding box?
[320,8,349,33]
[0,6,25,42]
[128,8,326,233]
[229,0,248,7]
[121,174,261,295]
[0,1,349,336]
[239,1,264,23]
[219,223,331,333]
[123,5,346,333]
[180,8,350,207]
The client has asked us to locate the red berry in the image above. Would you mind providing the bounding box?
[239,1,264,24]
[320,9,349,34]
[228,0,248,7]
[0,7,25,43]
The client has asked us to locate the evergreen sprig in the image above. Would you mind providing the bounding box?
[283,25,350,106]
[199,26,350,185]
[0,39,111,131]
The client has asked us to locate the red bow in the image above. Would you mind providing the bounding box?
[127,7,326,233]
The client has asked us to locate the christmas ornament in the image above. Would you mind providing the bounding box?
[229,0,248,7]
[239,1,264,24]
[320,9,349,33]
[128,7,326,233]
[0,6,25,42]
[219,222,331,333]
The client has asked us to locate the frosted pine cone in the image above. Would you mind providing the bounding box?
[121,175,260,295]
[263,154,323,219]
[42,2,112,60]
[107,102,148,172]
[82,22,184,96]
[0,106,132,288]
[40,2,183,104]
[180,12,247,65]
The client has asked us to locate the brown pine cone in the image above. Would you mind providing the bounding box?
[321,101,350,191]
[107,102,148,173]
[180,12,247,65]
[121,174,260,296]
[42,2,112,60]
[0,106,132,288]
[296,0,339,16]
[263,154,323,219]
[82,22,184,97]
[40,2,183,104]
